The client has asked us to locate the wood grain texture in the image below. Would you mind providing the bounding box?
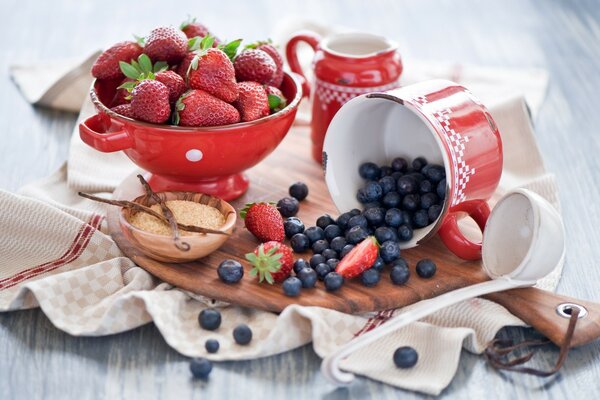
[2,0,600,399]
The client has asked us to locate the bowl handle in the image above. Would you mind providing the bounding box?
[438,199,490,260]
[79,113,134,152]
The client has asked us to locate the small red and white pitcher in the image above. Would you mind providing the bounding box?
[286,31,402,163]
[323,80,503,260]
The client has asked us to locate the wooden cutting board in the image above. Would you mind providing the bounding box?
[107,126,600,348]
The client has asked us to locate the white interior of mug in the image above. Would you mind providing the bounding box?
[482,192,536,279]
[323,94,451,248]
[321,32,397,58]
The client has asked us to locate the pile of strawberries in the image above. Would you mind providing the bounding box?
[91,18,287,127]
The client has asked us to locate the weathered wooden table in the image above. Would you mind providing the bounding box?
[1,0,599,398]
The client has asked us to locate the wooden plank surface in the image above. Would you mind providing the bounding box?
[2,0,600,399]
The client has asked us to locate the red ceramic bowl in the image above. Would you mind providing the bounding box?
[79,73,302,200]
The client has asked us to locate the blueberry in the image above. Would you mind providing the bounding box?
[205,339,220,353]
[348,214,368,230]
[437,179,446,200]
[297,267,317,288]
[304,226,325,244]
[363,207,385,227]
[425,165,445,182]
[324,272,344,291]
[378,176,397,195]
[283,276,302,296]
[310,254,327,268]
[293,258,309,274]
[371,256,385,272]
[284,217,305,239]
[397,224,413,242]
[359,162,381,180]
[217,260,244,284]
[316,214,335,229]
[289,181,309,201]
[357,181,383,203]
[380,240,401,264]
[382,192,402,209]
[277,197,299,217]
[419,179,433,194]
[290,233,310,253]
[329,236,347,253]
[233,324,253,345]
[391,171,404,180]
[385,208,403,228]
[393,257,409,269]
[198,309,221,331]
[315,263,332,280]
[311,239,329,254]
[363,201,382,210]
[416,259,437,278]
[326,258,340,270]
[322,248,338,260]
[345,226,368,244]
[391,157,408,172]
[408,172,426,184]
[399,210,412,227]
[390,261,410,285]
[340,244,355,259]
[336,212,353,231]
[393,346,418,368]
[397,176,417,195]
[402,194,420,212]
[420,193,438,209]
[350,209,362,216]
[323,225,343,242]
[412,210,429,228]
[190,357,213,379]
[375,226,398,243]
[412,156,428,171]
[428,204,442,222]
[360,268,380,287]
[380,166,393,177]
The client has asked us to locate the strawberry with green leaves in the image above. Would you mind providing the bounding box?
[234,82,270,122]
[233,49,276,85]
[266,86,287,113]
[246,40,284,88]
[179,17,220,45]
[241,202,285,242]
[143,26,188,64]
[336,236,380,278]
[246,241,294,283]
[92,41,143,80]
[130,80,171,124]
[187,36,241,103]
[174,90,240,127]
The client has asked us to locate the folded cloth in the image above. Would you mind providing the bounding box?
[3,34,559,395]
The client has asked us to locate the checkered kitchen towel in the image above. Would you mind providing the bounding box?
[2,28,558,395]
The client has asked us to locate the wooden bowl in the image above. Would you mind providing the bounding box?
[119,192,236,263]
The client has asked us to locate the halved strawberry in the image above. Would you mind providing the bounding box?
[246,241,294,283]
[336,236,379,278]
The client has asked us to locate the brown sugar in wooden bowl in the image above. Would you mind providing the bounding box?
[119,191,236,263]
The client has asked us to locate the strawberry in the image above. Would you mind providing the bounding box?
[176,52,196,78]
[110,103,135,119]
[265,86,287,113]
[336,236,379,278]
[130,80,171,124]
[174,90,240,127]
[233,49,276,85]
[246,241,294,283]
[143,26,188,64]
[240,202,284,242]
[179,17,220,45]
[187,36,239,103]
[111,78,134,107]
[248,42,284,88]
[155,70,186,105]
[233,82,269,122]
[92,41,143,80]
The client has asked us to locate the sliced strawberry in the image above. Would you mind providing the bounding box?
[233,82,269,122]
[246,241,294,283]
[336,236,379,278]
[175,90,240,127]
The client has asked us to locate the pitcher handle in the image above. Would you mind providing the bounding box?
[285,31,321,98]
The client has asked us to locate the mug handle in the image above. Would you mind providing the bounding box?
[438,199,490,260]
[79,113,134,153]
[285,30,321,98]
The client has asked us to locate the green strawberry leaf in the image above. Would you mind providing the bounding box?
[188,36,201,51]
[133,34,145,47]
[180,15,196,30]
[268,94,282,109]
[138,54,153,74]
[264,272,274,284]
[117,81,137,92]
[119,61,142,80]
[219,39,242,61]
[153,61,168,73]
[200,35,215,51]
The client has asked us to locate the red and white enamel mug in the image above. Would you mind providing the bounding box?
[323,79,503,260]
[286,31,402,163]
